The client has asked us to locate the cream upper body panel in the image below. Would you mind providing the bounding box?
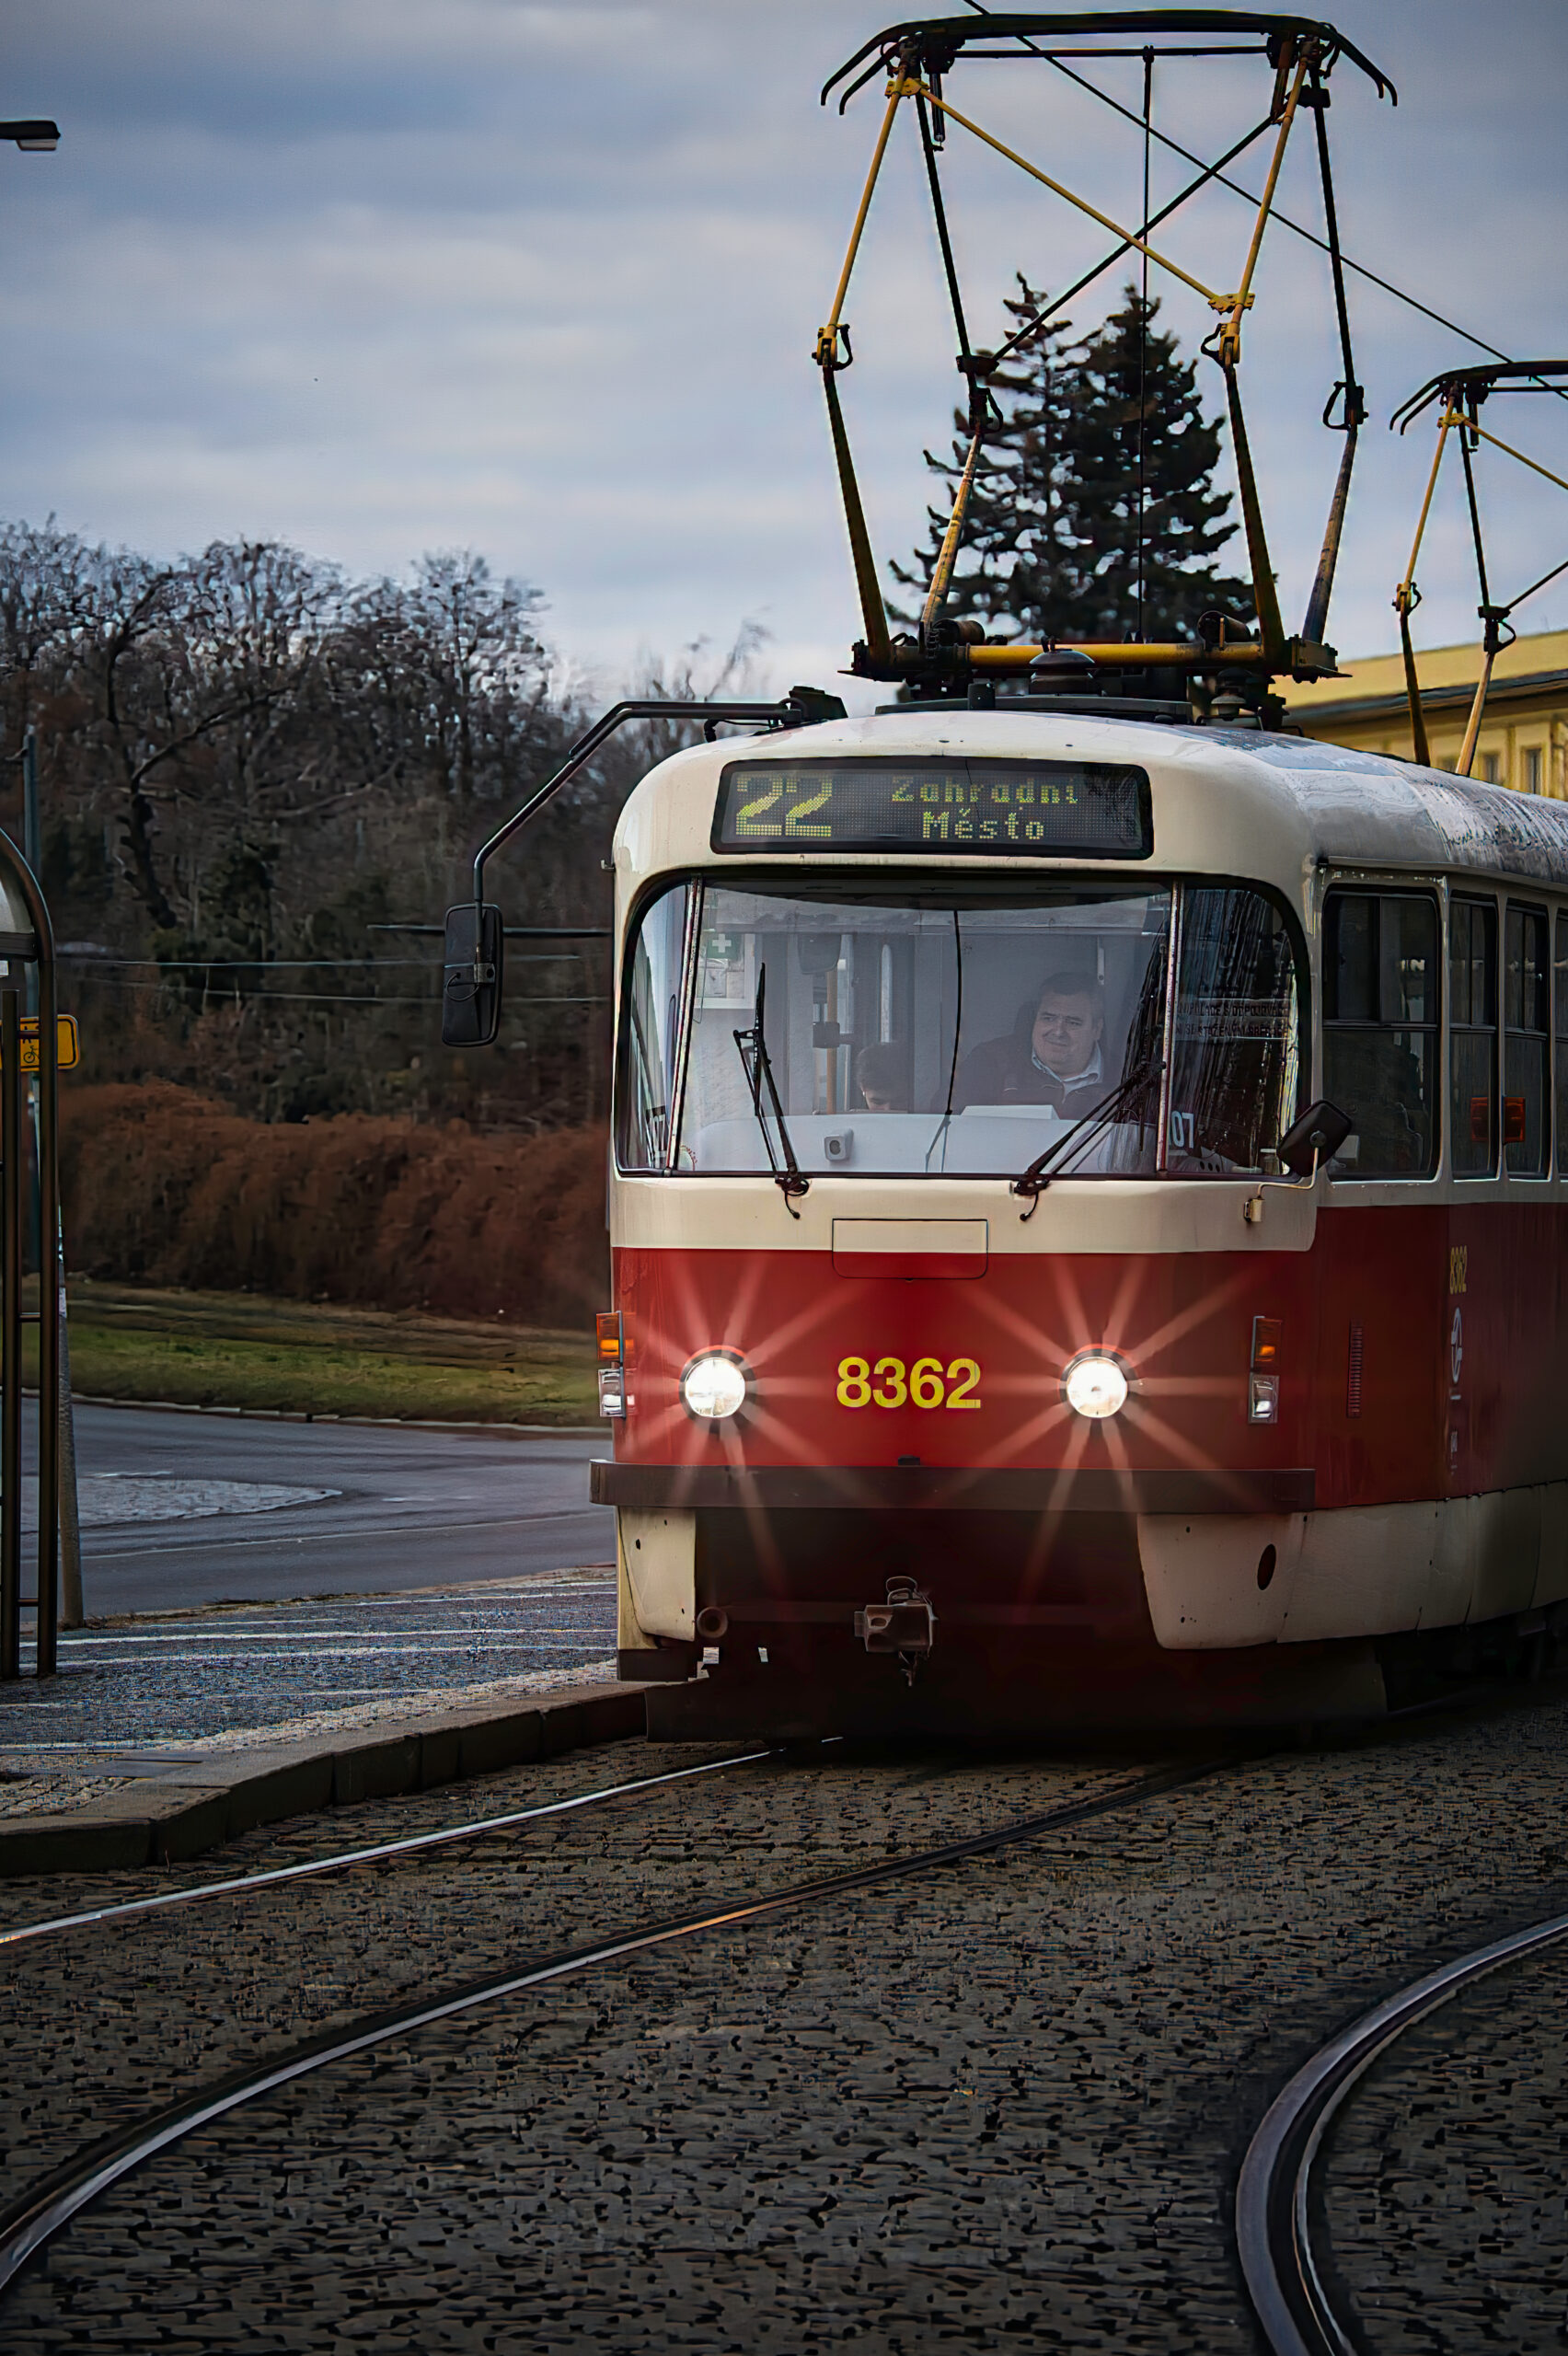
[610,1170,1320,1256]
[607,710,1568,1252]
[611,707,1568,918]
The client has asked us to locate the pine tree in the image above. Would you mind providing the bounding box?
[891,280,1251,645]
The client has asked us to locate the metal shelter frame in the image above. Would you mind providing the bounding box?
[0,832,61,1680]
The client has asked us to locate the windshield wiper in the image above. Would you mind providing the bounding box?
[1009,1055,1166,1220]
[733,963,810,1218]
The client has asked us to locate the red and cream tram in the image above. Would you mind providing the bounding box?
[589,707,1568,1734]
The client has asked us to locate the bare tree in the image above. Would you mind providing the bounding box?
[0,519,762,1131]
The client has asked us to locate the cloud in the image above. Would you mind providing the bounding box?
[3,0,1568,701]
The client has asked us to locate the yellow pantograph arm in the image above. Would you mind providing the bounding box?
[1392,408,1459,770]
[1468,417,1568,501]
[1395,409,1459,605]
[1216,52,1309,365]
[817,74,912,362]
[921,422,985,630]
[914,79,1231,314]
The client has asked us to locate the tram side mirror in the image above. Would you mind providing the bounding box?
[441,903,504,1047]
[1274,1098,1354,1177]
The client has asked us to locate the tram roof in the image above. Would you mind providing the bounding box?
[614,710,1568,892]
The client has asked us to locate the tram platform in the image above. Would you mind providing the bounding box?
[0,1565,635,1877]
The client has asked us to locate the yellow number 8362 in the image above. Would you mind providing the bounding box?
[836,1355,982,1411]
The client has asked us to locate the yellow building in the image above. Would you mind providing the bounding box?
[1283,626,1568,798]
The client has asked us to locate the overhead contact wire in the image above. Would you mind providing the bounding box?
[914,79,1228,310]
[989,117,1274,371]
[1033,43,1568,407]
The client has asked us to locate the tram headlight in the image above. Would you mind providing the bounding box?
[680,1350,749,1421]
[1062,1351,1129,1420]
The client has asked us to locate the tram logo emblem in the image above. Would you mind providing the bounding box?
[1449,1308,1463,1388]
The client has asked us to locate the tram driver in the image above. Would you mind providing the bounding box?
[954,971,1106,1114]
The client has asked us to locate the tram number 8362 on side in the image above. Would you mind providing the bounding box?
[836,1357,983,1410]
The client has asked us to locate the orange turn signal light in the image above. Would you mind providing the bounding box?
[1251,1315,1282,1371]
[596,1311,623,1363]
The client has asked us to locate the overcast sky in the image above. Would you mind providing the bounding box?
[5,1,1568,705]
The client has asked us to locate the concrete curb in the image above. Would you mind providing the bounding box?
[45,1391,604,1436]
[0,1681,649,1877]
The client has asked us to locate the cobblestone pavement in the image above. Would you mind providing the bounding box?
[0,1569,617,1817]
[1321,1940,1568,2350]
[4,1689,1568,2351]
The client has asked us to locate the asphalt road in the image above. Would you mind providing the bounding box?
[23,1403,616,1616]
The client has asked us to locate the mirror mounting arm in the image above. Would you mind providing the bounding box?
[444,690,847,1050]
[468,691,847,907]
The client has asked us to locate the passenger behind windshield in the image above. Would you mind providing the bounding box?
[953,973,1106,1114]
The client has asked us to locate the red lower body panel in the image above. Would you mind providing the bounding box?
[607,1206,1568,1730]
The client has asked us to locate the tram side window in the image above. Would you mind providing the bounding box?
[615,884,690,1172]
[1504,906,1549,1176]
[1168,888,1300,1172]
[1449,897,1498,1179]
[1321,891,1438,1176]
[1558,912,1568,1176]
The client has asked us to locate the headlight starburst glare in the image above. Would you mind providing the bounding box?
[1063,1351,1129,1420]
[681,1351,748,1420]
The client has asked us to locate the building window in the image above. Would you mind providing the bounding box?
[1505,906,1549,1175]
[1450,898,1498,1177]
[1477,751,1503,785]
[1524,745,1545,794]
[1322,891,1438,1176]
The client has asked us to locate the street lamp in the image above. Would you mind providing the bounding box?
[0,121,60,153]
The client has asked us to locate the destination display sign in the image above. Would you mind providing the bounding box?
[711,757,1151,859]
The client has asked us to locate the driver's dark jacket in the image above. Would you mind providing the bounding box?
[951,1038,1103,1114]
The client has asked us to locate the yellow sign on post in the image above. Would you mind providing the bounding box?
[5,1015,80,1071]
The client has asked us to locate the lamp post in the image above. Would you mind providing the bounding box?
[0,122,60,153]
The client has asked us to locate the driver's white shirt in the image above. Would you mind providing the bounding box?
[1032,1045,1103,1101]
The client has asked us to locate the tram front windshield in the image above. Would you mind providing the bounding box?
[617,879,1300,1180]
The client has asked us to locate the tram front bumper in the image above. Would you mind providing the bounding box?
[590,1461,1315,1516]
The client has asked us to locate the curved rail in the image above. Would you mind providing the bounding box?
[0,1755,1227,2297]
[0,1750,776,1954]
[1237,1901,1568,2355]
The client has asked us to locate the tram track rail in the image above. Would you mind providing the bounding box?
[0,1749,776,1954]
[0,1751,1230,2300]
[1237,1901,1568,2355]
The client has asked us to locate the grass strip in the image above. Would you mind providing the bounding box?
[25,1321,597,1426]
